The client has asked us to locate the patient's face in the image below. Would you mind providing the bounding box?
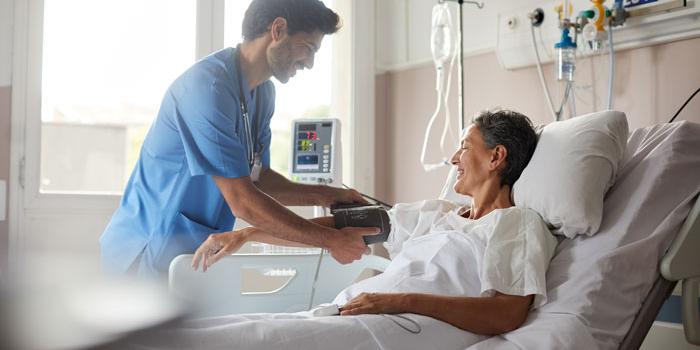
[450,126,492,196]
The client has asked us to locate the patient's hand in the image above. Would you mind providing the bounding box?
[339,292,405,316]
[192,229,249,272]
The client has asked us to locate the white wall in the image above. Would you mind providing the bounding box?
[376,0,700,72]
[0,0,14,275]
[376,0,495,70]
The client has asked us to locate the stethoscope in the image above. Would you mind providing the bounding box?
[234,44,263,175]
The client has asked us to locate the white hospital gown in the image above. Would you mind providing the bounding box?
[120,200,557,350]
[334,199,558,309]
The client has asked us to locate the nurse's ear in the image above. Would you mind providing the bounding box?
[269,17,288,42]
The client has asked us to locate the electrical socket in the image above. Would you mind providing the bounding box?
[506,16,518,29]
[496,1,561,70]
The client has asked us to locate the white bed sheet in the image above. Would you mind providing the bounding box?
[116,312,487,350]
[468,121,700,350]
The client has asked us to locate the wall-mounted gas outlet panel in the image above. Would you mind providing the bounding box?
[496,0,696,70]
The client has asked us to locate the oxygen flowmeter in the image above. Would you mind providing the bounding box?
[290,118,342,186]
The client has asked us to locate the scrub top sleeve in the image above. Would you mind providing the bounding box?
[174,79,250,178]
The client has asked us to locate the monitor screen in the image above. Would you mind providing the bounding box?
[292,121,333,174]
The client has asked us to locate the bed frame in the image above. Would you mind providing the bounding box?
[620,195,700,349]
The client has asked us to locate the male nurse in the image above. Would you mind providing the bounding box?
[100,0,375,277]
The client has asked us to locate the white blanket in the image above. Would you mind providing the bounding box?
[119,313,485,350]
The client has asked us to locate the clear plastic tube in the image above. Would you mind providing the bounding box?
[308,207,327,310]
[438,22,460,158]
[420,88,449,171]
[421,2,460,172]
[569,82,577,117]
[530,24,558,121]
[607,23,615,110]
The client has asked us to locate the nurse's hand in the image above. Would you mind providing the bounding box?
[326,227,378,264]
[339,292,405,315]
[192,229,249,272]
[320,187,369,208]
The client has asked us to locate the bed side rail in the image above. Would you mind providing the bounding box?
[168,253,390,318]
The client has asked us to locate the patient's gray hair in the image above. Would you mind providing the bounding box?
[472,109,538,188]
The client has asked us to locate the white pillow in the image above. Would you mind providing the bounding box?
[513,110,629,238]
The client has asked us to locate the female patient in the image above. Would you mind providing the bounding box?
[192,109,557,337]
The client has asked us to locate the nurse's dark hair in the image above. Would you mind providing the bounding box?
[472,108,538,188]
[242,0,341,41]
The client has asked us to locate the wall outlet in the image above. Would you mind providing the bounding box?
[496,1,561,70]
[506,16,518,30]
[0,179,6,221]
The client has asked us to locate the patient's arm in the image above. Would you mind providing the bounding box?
[339,292,533,335]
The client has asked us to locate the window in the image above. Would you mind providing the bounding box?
[39,0,196,194]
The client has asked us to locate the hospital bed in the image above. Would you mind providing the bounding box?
[169,120,700,349]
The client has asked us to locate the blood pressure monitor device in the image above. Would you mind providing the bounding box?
[331,204,391,245]
[290,118,341,186]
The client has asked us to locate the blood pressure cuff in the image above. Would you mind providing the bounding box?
[331,205,391,245]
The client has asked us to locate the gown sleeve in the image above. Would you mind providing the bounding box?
[479,208,558,309]
[383,199,460,259]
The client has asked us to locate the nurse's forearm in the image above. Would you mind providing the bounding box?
[255,168,330,206]
[242,217,335,248]
[214,175,336,248]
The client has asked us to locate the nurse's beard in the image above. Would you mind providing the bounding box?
[269,41,293,84]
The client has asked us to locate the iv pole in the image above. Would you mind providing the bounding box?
[441,0,483,131]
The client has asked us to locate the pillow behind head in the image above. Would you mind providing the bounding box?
[513,111,629,238]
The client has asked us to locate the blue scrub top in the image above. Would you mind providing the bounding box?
[100,47,275,277]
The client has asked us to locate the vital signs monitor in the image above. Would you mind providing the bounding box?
[290,119,341,186]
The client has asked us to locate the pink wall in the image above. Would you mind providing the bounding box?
[0,86,10,274]
[375,38,700,204]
